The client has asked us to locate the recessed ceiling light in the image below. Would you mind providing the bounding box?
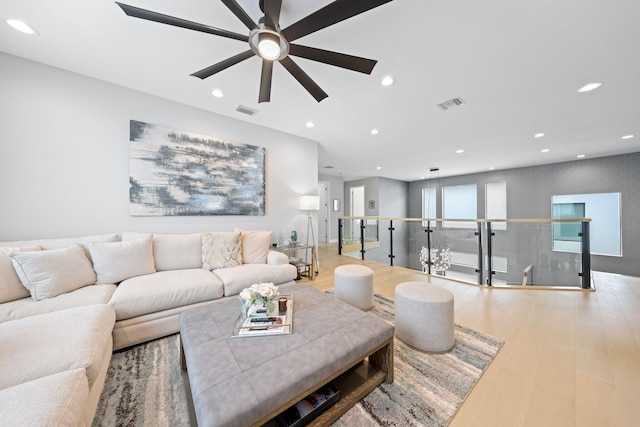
[420,176,425,179]
[376,166,382,170]
[577,154,586,158]
[541,148,550,153]
[577,82,602,93]
[489,167,495,170]
[211,88,224,98]
[6,18,38,35]
[371,129,379,135]
[306,121,314,128]
[381,76,395,86]
[534,133,545,138]
[622,134,634,140]
[455,149,464,154]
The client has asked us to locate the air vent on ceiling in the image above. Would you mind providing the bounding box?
[436,97,465,111]
[236,105,258,116]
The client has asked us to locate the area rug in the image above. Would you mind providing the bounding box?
[92,294,503,427]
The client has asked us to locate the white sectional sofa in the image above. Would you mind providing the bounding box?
[0,230,298,426]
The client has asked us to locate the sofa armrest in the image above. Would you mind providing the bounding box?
[266,250,289,265]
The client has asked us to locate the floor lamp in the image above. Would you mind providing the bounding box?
[299,195,320,277]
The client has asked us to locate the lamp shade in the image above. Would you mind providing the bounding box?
[299,195,320,211]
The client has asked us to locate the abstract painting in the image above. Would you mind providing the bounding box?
[129,120,265,216]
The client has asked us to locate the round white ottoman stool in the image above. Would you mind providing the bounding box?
[334,265,374,311]
[394,281,455,352]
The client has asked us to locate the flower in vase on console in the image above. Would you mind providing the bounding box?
[238,282,280,316]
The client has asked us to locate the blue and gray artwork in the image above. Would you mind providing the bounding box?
[129,120,265,216]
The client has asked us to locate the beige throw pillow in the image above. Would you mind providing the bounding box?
[9,245,96,301]
[236,229,272,264]
[88,235,156,284]
[0,246,41,303]
[202,232,242,270]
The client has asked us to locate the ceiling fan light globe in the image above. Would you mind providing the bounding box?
[258,33,281,60]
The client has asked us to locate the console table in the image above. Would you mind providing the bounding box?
[179,284,394,426]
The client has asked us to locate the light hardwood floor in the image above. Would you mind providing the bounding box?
[296,243,640,426]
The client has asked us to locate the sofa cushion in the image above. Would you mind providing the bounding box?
[153,233,203,271]
[0,284,117,324]
[0,368,89,427]
[236,229,272,264]
[0,304,115,390]
[0,246,41,303]
[213,263,298,297]
[89,236,156,284]
[0,234,120,262]
[9,245,97,301]
[202,231,243,270]
[108,269,224,321]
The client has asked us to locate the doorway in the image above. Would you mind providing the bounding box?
[318,181,329,243]
[349,185,365,238]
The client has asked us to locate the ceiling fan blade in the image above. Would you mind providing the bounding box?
[282,0,393,42]
[220,0,258,30]
[191,50,255,79]
[262,0,282,31]
[259,60,274,103]
[279,56,328,102]
[289,44,377,74]
[116,2,248,42]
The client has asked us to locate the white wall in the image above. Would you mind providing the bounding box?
[0,53,318,241]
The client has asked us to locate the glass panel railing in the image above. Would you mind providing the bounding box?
[338,217,592,289]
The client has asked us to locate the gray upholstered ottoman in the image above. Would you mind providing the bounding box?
[394,281,455,352]
[179,284,394,427]
[334,264,374,311]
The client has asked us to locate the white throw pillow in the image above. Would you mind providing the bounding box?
[9,245,96,301]
[0,246,41,303]
[202,232,242,270]
[236,229,272,264]
[152,233,203,271]
[88,235,156,284]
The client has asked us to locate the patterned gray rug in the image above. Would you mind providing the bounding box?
[93,294,503,427]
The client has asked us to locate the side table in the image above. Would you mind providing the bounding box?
[275,244,318,280]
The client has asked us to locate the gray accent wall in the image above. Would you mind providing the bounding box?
[344,177,410,265]
[408,153,640,277]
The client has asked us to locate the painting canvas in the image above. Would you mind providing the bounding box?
[129,120,265,216]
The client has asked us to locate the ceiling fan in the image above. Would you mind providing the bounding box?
[116,0,393,103]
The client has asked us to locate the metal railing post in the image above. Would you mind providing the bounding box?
[580,221,591,289]
[360,219,365,260]
[338,218,343,255]
[476,221,484,286]
[487,221,494,286]
[426,220,432,274]
[388,220,395,266]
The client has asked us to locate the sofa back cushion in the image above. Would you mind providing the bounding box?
[154,233,203,271]
[236,229,272,264]
[9,245,97,301]
[0,234,120,262]
[88,236,156,284]
[0,246,41,303]
[202,231,243,270]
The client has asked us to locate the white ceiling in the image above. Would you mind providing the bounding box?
[1,0,639,181]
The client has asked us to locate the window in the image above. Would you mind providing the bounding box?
[421,187,436,226]
[552,193,621,256]
[485,181,507,230]
[443,184,477,228]
[552,203,585,242]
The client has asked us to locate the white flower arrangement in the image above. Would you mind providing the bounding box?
[238,282,279,315]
